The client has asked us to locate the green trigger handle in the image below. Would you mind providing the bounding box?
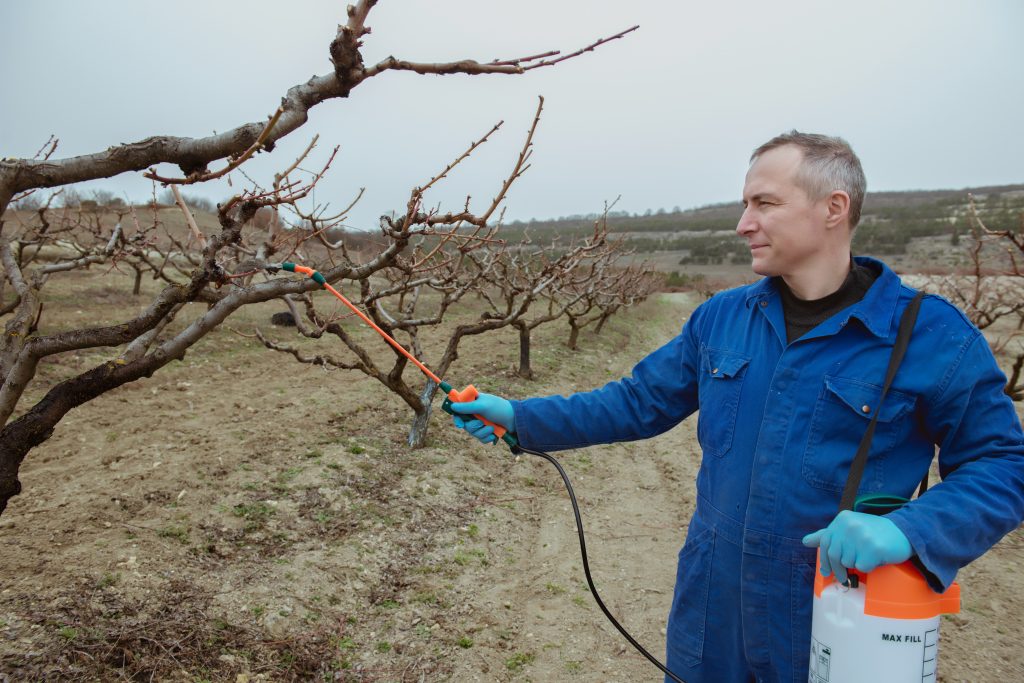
[440,381,519,449]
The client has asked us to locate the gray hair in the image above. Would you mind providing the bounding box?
[751,131,867,228]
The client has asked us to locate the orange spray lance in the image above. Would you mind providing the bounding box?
[271,262,517,447]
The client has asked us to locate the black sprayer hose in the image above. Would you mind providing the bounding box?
[513,443,687,683]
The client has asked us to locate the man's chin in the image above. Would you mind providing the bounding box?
[749,258,776,277]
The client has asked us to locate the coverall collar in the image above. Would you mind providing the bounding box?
[743,256,902,340]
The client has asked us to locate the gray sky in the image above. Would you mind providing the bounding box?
[3,1,1022,228]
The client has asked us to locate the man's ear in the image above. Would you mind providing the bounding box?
[825,190,852,230]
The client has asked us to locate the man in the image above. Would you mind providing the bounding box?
[450,132,1024,682]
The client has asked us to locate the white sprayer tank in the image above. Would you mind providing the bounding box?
[808,556,960,683]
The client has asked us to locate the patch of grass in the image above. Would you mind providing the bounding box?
[413,592,438,605]
[465,523,479,539]
[565,660,583,674]
[453,548,486,567]
[304,449,323,459]
[375,641,391,653]
[457,636,473,649]
[315,510,333,524]
[544,582,566,595]
[278,467,303,486]
[505,652,535,673]
[378,599,400,610]
[333,636,356,651]
[157,525,189,544]
[57,625,78,641]
[232,502,276,531]
[348,444,365,455]
[97,572,119,588]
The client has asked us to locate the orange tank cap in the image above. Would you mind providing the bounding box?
[813,553,960,619]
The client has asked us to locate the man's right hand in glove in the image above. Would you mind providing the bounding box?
[449,393,515,444]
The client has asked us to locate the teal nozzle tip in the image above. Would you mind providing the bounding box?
[439,381,453,393]
[281,262,296,272]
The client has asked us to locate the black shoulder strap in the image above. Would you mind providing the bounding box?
[838,291,925,513]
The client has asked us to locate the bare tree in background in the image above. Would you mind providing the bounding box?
[0,0,637,515]
[913,197,1024,399]
[477,224,615,380]
[564,261,658,350]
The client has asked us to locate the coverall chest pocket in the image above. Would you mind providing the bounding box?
[697,346,751,459]
[802,375,917,492]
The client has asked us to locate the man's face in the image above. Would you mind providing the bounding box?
[736,145,832,278]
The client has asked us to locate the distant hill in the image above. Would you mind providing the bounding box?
[501,183,1024,264]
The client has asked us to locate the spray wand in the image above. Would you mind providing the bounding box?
[268,261,685,682]
[268,262,518,448]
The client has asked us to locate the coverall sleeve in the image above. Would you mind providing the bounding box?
[886,332,1024,591]
[509,313,702,452]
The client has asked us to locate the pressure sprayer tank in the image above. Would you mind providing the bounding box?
[808,557,960,682]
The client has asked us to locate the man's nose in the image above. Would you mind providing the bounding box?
[736,208,756,236]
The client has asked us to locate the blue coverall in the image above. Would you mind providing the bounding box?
[509,257,1024,683]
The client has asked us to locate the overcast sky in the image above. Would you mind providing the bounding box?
[3,1,1022,228]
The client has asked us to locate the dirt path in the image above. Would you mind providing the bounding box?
[447,429,700,682]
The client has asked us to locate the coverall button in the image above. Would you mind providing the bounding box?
[712,367,719,374]
[861,404,871,413]
[759,300,767,308]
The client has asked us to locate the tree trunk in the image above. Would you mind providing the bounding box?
[0,353,168,515]
[567,320,580,350]
[516,322,533,380]
[407,380,438,448]
[133,269,143,296]
[595,308,615,334]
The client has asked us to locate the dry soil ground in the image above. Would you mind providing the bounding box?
[1,272,1022,682]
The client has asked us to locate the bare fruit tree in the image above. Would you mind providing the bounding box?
[492,226,620,378]
[912,197,1024,398]
[0,1,636,515]
[563,261,657,349]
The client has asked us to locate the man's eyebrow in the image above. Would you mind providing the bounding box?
[743,192,780,203]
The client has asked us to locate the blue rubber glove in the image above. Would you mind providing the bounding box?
[449,393,515,445]
[802,510,913,584]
